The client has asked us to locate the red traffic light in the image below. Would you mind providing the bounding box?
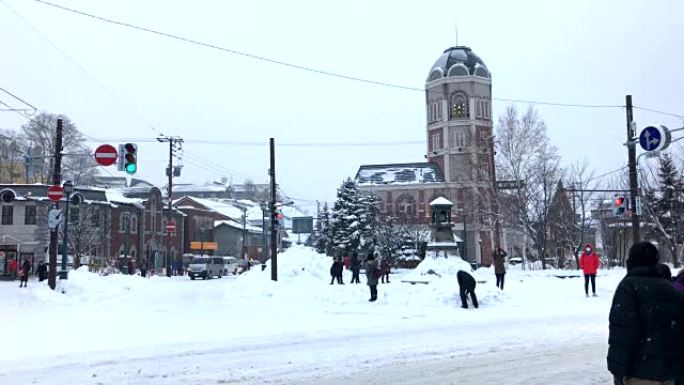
[124,143,137,153]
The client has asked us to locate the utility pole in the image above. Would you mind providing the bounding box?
[157,135,183,277]
[625,95,640,244]
[47,119,63,290]
[269,138,278,281]
[241,207,248,269]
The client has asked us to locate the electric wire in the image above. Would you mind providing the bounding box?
[633,106,684,120]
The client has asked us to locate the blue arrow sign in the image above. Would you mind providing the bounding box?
[639,126,662,151]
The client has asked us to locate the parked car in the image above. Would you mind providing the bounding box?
[509,257,523,266]
[222,256,238,275]
[187,257,224,280]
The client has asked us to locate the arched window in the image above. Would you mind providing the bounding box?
[427,68,443,82]
[119,212,129,233]
[474,65,489,78]
[447,63,469,77]
[450,92,469,120]
[395,194,416,218]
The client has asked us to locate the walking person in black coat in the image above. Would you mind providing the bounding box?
[330,258,344,285]
[457,270,478,309]
[19,259,31,288]
[350,253,361,284]
[35,262,48,282]
[492,246,507,290]
[607,241,684,385]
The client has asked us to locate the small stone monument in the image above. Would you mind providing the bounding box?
[426,197,463,258]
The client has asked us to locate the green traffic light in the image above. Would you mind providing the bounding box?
[125,163,137,174]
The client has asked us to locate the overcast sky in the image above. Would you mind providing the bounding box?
[1,0,683,213]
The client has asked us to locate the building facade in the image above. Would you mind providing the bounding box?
[355,46,497,263]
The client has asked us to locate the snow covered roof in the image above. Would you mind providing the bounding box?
[355,163,445,186]
[173,185,229,193]
[214,219,263,233]
[105,189,145,208]
[430,197,453,206]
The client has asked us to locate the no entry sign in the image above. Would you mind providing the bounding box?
[47,185,64,202]
[166,221,176,232]
[94,144,118,166]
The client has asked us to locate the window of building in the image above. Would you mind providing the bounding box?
[70,207,80,223]
[474,66,489,78]
[161,218,167,235]
[24,206,36,225]
[1,206,13,225]
[130,215,138,234]
[428,69,443,82]
[119,212,129,233]
[431,132,441,151]
[91,211,100,227]
[450,92,468,119]
[447,64,469,77]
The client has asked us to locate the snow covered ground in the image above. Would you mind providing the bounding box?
[1,246,626,385]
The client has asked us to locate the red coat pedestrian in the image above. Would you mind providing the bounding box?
[343,256,351,270]
[9,259,18,273]
[579,244,600,275]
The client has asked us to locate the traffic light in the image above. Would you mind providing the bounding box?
[613,195,626,216]
[274,210,283,227]
[123,143,137,174]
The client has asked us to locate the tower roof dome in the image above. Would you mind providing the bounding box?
[427,46,489,81]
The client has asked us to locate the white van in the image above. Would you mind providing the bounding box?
[187,257,224,280]
[222,256,238,275]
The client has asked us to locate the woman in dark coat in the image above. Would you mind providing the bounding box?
[330,258,344,285]
[607,242,684,385]
[36,262,48,282]
[365,253,379,302]
[492,247,507,290]
[350,253,361,284]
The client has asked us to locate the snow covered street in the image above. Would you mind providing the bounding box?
[1,247,623,385]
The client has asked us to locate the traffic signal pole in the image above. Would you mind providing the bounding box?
[47,119,63,290]
[625,95,640,244]
[269,138,278,281]
[157,135,183,277]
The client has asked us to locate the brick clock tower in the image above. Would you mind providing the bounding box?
[355,45,497,263]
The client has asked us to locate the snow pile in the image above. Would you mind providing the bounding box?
[401,255,472,283]
[240,245,330,283]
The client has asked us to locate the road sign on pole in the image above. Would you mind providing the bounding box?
[48,209,62,230]
[639,125,671,152]
[47,185,64,202]
[166,221,176,232]
[94,144,118,166]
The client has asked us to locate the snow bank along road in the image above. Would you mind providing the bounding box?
[1,248,624,384]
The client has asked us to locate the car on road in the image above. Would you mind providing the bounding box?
[187,257,224,280]
[509,257,523,266]
[222,256,238,275]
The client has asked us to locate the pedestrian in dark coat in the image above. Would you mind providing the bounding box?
[492,247,507,290]
[365,253,379,301]
[36,262,47,282]
[140,262,148,278]
[330,258,344,285]
[580,244,600,297]
[380,258,391,284]
[19,259,31,287]
[457,270,478,309]
[350,253,361,284]
[607,241,684,385]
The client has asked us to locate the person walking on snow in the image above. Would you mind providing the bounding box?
[365,252,379,301]
[607,241,684,385]
[580,244,600,297]
[492,246,507,290]
[457,270,479,309]
[380,257,391,284]
[35,262,47,282]
[8,258,18,278]
[19,259,31,288]
[350,253,361,284]
[330,258,344,285]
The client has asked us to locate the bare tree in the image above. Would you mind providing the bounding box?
[0,129,28,183]
[60,205,103,269]
[496,105,561,269]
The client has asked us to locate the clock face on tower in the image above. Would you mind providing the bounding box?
[452,102,466,118]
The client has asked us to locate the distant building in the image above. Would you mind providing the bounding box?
[355,45,496,263]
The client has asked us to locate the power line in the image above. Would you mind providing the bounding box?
[0,85,37,110]
[633,106,684,120]
[31,0,626,110]
[0,0,159,134]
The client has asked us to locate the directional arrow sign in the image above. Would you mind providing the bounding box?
[94,144,118,166]
[48,209,63,230]
[639,125,671,152]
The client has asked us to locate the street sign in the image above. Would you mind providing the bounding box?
[292,216,314,234]
[94,144,118,166]
[496,180,525,190]
[639,125,671,152]
[48,209,62,229]
[47,185,64,201]
[190,241,217,251]
[166,221,176,232]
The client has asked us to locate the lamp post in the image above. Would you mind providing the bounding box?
[260,201,268,263]
[60,180,73,280]
[199,226,206,257]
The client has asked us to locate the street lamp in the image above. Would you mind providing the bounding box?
[60,180,74,280]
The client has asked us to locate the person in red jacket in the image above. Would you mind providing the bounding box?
[579,244,600,297]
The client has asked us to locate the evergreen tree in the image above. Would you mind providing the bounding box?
[313,203,331,254]
[398,225,416,258]
[377,216,401,260]
[330,178,363,257]
[359,193,381,252]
